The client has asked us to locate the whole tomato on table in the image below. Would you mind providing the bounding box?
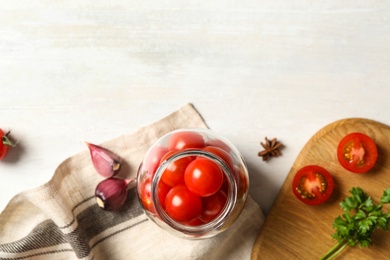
[0,129,17,160]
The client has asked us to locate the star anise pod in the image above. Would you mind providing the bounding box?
[258,137,283,161]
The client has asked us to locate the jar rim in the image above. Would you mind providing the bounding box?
[151,149,238,237]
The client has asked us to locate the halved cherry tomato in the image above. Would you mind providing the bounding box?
[184,158,224,197]
[292,165,334,206]
[168,131,205,151]
[199,190,227,222]
[160,150,192,187]
[337,132,378,174]
[164,185,202,223]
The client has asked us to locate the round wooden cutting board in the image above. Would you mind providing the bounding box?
[251,118,390,260]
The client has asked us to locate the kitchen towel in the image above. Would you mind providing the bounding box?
[0,103,264,260]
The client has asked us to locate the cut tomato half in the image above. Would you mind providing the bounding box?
[292,165,334,206]
[337,132,378,174]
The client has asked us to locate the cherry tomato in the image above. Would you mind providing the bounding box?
[139,178,154,213]
[203,146,234,172]
[337,132,378,174]
[160,150,192,187]
[199,190,227,222]
[235,165,249,196]
[144,145,169,176]
[206,139,231,153]
[157,180,171,209]
[292,165,334,206]
[168,131,205,151]
[139,178,171,212]
[0,129,15,160]
[220,177,229,194]
[164,185,202,223]
[184,158,224,197]
[159,150,178,163]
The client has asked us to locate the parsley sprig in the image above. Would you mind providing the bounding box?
[321,187,390,260]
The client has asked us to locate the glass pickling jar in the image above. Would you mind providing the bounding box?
[136,128,249,239]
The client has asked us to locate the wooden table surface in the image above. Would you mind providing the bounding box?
[1,1,390,222]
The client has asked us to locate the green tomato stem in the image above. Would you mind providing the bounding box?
[2,131,17,147]
[320,241,348,260]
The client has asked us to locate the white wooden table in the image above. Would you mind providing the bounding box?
[1,1,390,216]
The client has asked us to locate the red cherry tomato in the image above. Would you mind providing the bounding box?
[144,145,169,176]
[235,165,249,196]
[139,178,171,212]
[184,158,224,197]
[160,150,192,187]
[292,165,334,206]
[159,150,177,163]
[206,139,231,153]
[168,131,205,151]
[0,129,15,160]
[337,132,378,174]
[164,185,202,223]
[203,146,234,172]
[139,178,154,213]
[157,180,171,209]
[199,190,227,222]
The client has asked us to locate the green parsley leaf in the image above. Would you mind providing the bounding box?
[321,187,390,260]
[381,189,390,204]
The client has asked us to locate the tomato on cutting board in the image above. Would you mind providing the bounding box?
[292,165,334,206]
[337,132,378,174]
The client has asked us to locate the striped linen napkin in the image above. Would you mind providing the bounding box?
[0,103,264,260]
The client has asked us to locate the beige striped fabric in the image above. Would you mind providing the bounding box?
[0,104,264,260]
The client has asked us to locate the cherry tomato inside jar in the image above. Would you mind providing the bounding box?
[292,165,334,206]
[139,177,171,213]
[202,146,234,172]
[164,185,202,223]
[143,145,169,176]
[337,132,378,174]
[199,190,227,222]
[184,158,224,197]
[168,131,205,151]
[160,150,192,187]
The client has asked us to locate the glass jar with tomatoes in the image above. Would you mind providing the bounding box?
[136,128,249,239]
